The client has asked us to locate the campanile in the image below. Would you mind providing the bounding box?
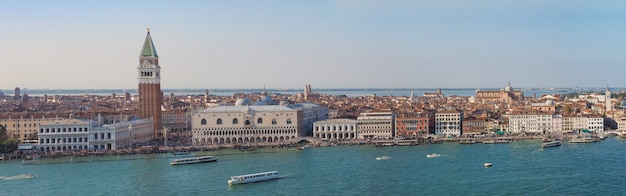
[138,28,163,138]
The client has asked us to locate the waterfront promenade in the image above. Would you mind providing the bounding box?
[3,133,591,162]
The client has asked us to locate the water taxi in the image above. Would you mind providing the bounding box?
[541,141,561,148]
[484,163,492,167]
[228,171,279,185]
[426,154,441,158]
[170,156,217,165]
[569,136,598,143]
[375,156,391,160]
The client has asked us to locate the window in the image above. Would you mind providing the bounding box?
[245,120,251,125]
[287,118,292,124]
[272,119,277,125]
[217,119,222,125]
[201,119,207,125]
[257,118,263,124]
[232,118,238,124]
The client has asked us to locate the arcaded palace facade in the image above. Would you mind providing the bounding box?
[191,105,300,145]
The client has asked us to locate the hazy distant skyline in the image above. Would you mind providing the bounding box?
[2,1,626,89]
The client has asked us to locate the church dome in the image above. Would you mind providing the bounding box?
[235,98,251,106]
[545,100,555,106]
[504,82,512,92]
[261,95,273,105]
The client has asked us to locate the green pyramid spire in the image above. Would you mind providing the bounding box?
[140,28,158,57]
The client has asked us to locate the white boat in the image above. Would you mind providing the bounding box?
[541,141,561,148]
[228,171,280,185]
[170,156,217,165]
[482,140,496,144]
[495,140,509,144]
[426,154,441,158]
[570,136,598,143]
[375,156,391,160]
[484,163,492,167]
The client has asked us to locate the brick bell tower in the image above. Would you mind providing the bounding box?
[138,28,163,138]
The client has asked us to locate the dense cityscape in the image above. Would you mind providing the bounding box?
[0,30,625,160]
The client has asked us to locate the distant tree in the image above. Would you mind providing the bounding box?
[0,138,19,153]
[0,125,19,153]
[0,125,7,141]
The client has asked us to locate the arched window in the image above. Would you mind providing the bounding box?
[272,119,277,125]
[201,119,207,125]
[287,118,292,124]
[245,120,251,125]
[232,118,238,124]
[257,118,263,124]
[217,118,222,125]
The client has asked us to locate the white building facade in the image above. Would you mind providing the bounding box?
[192,105,299,145]
[435,110,463,136]
[357,110,394,139]
[38,119,92,152]
[91,119,154,150]
[313,119,358,140]
[507,113,553,134]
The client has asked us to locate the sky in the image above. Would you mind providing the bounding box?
[1,0,626,90]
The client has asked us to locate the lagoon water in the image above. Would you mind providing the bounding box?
[3,138,626,195]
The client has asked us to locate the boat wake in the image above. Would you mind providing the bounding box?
[0,173,38,180]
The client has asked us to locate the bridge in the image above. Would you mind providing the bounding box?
[287,137,324,143]
[603,131,621,136]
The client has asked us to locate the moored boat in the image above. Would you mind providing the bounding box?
[170,156,217,165]
[541,140,561,148]
[484,163,492,167]
[495,140,509,144]
[570,135,599,143]
[482,140,496,144]
[460,140,476,144]
[228,171,280,185]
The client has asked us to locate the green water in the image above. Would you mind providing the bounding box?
[2,138,626,195]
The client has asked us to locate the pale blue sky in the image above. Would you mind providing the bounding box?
[1,0,626,89]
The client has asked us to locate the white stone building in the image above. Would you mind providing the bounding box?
[38,119,92,152]
[586,116,604,132]
[435,110,463,136]
[90,119,154,150]
[507,113,553,134]
[313,119,358,140]
[357,110,394,139]
[192,105,299,145]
